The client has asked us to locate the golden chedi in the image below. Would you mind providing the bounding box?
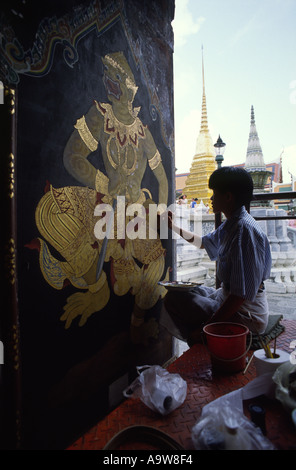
[183,50,216,209]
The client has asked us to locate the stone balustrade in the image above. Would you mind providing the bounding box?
[174,203,296,294]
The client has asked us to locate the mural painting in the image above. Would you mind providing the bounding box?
[33,51,169,344]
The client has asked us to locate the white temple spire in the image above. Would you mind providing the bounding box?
[245,105,266,169]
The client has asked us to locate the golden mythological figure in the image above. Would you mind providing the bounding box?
[31,52,169,344]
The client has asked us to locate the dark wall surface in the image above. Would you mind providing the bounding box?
[0,0,175,449]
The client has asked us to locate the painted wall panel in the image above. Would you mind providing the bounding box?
[0,0,175,449]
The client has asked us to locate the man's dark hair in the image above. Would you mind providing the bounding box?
[209,166,253,207]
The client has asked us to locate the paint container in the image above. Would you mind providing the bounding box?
[203,322,250,373]
[254,349,291,376]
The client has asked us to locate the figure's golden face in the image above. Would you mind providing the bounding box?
[102,53,137,105]
[102,61,123,101]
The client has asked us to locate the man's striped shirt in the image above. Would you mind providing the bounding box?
[202,206,272,302]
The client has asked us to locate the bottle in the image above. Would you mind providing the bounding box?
[224,425,251,450]
[248,404,266,435]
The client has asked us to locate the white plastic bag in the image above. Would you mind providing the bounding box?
[273,362,296,414]
[123,365,187,415]
[192,399,275,450]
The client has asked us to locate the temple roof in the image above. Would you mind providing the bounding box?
[245,105,266,170]
[244,105,273,194]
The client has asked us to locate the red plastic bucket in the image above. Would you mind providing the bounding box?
[203,322,250,373]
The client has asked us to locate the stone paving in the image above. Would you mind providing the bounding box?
[267,292,296,320]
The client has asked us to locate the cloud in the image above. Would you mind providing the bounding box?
[230,22,253,47]
[175,108,201,173]
[282,144,296,180]
[172,0,205,47]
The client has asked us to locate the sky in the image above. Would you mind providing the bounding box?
[172,0,296,184]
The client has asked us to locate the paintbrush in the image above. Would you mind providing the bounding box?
[243,352,254,375]
[265,342,274,359]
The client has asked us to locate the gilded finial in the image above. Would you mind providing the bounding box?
[200,45,208,132]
